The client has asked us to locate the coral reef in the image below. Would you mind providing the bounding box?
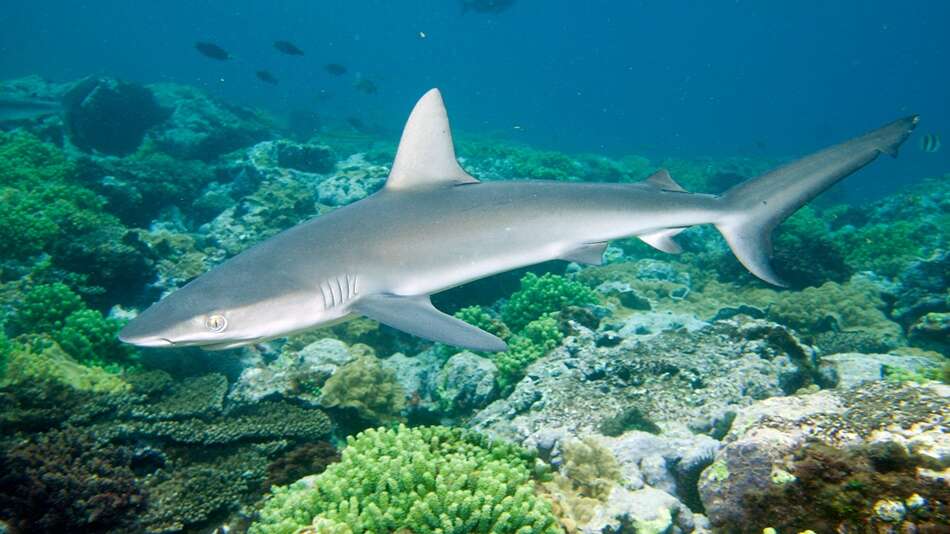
[502,272,598,331]
[698,381,949,533]
[146,83,273,161]
[0,429,146,533]
[318,354,406,424]
[250,425,560,534]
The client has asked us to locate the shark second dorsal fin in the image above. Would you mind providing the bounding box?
[643,169,688,193]
[385,89,479,191]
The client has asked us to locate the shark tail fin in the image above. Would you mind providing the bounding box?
[714,115,918,287]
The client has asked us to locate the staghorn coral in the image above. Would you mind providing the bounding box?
[250,425,560,534]
[502,272,598,331]
[319,354,406,424]
[494,313,564,391]
[0,429,146,533]
[8,283,136,368]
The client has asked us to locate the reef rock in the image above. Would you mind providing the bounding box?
[64,76,169,155]
[316,153,389,205]
[147,83,272,161]
[471,317,819,444]
[698,381,950,532]
[818,352,944,389]
[435,351,499,413]
[228,338,357,405]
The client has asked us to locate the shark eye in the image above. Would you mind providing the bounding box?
[205,314,228,333]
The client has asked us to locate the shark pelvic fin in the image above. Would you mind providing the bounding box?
[385,89,479,191]
[643,169,687,193]
[639,228,685,254]
[354,294,508,352]
[561,242,608,265]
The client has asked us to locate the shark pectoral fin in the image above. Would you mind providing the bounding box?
[353,294,508,352]
[639,228,685,254]
[385,89,480,191]
[561,242,608,265]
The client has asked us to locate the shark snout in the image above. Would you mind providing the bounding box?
[117,320,176,347]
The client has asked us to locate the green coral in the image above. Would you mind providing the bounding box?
[771,207,852,287]
[502,272,597,331]
[0,132,153,298]
[8,283,135,368]
[494,313,564,390]
[250,425,560,534]
[454,305,511,340]
[838,221,923,277]
[0,336,130,394]
[319,355,406,423]
[0,130,73,186]
[764,278,902,343]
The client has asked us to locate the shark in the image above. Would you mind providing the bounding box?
[118,89,917,352]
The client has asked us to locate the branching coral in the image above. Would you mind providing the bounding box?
[250,425,560,534]
[8,283,135,368]
[502,272,598,331]
[494,313,564,391]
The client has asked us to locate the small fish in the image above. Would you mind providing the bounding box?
[919,133,941,153]
[255,70,278,85]
[461,0,516,14]
[324,63,347,76]
[274,40,304,55]
[195,42,231,60]
[353,77,378,95]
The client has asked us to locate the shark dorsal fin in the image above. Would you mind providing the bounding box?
[385,88,479,191]
[643,169,687,193]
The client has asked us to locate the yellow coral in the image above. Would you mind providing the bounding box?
[1,337,130,394]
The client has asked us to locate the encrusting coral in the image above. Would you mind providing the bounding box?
[251,425,561,534]
[318,354,406,424]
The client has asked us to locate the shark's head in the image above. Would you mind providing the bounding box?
[118,263,330,350]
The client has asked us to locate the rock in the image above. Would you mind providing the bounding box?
[379,350,443,411]
[818,352,944,389]
[227,338,357,405]
[893,251,949,327]
[273,140,335,173]
[584,486,694,534]
[603,429,720,510]
[614,311,708,340]
[595,281,652,311]
[909,312,950,354]
[698,381,950,532]
[147,83,272,160]
[435,352,498,413]
[471,317,819,446]
[63,77,169,155]
[316,153,388,205]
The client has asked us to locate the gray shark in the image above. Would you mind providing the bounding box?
[118,89,917,352]
[0,95,61,123]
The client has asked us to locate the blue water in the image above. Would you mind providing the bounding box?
[2,0,947,195]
